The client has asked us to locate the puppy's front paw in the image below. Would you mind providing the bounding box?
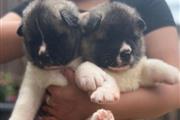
[90,85,120,104]
[142,59,180,86]
[163,70,180,85]
[75,62,107,91]
[153,65,180,85]
[165,67,180,84]
[90,109,114,120]
[9,117,24,120]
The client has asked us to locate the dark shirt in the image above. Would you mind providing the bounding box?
[11,0,30,17]
[113,0,176,34]
[11,0,176,34]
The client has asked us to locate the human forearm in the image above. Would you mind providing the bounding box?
[39,66,180,120]
[145,26,180,69]
[102,83,180,119]
[0,13,24,64]
[41,83,180,120]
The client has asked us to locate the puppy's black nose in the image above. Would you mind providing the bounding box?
[120,50,131,62]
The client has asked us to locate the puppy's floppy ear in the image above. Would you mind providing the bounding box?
[60,9,79,28]
[80,12,102,34]
[86,13,102,33]
[17,23,24,36]
[136,18,147,32]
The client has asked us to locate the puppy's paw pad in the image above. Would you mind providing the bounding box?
[90,109,114,120]
[91,87,120,104]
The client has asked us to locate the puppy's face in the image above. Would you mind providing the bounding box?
[82,2,146,69]
[17,0,81,68]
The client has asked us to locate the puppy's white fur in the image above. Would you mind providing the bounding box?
[9,58,81,120]
[76,62,120,104]
[76,57,179,120]
[76,57,179,103]
[9,63,66,120]
[10,0,82,119]
[76,1,180,119]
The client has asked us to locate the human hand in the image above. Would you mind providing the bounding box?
[75,62,120,104]
[37,68,180,120]
[37,68,100,120]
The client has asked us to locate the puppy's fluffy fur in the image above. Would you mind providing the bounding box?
[9,0,82,120]
[10,0,179,120]
[76,1,180,119]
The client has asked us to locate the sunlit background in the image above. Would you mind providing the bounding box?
[166,0,180,25]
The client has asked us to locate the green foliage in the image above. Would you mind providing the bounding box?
[0,73,17,102]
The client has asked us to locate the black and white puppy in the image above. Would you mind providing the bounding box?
[76,1,180,119]
[9,0,82,120]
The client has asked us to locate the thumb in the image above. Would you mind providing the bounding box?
[62,67,75,84]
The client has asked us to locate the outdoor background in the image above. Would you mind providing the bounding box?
[0,0,179,120]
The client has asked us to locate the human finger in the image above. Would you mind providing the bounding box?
[46,85,63,97]
[62,67,75,84]
[42,106,60,118]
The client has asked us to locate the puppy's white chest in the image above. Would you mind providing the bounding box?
[105,58,146,92]
[106,69,141,92]
[25,63,68,88]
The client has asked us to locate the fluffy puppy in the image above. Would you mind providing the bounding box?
[9,0,82,120]
[76,1,180,119]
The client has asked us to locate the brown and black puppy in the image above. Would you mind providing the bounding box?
[81,1,145,68]
[18,0,81,68]
[10,0,82,120]
[76,1,180,119]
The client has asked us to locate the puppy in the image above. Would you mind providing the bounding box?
[76,1,180,119]
[9,0,82,120]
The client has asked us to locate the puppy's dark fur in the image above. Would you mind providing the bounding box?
[10,0,84,120]
[18,0,81,68]
[76,2,179,119]
[81,1,146,68]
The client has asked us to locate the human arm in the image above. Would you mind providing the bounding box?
[40,29,180,119]
[40,67,180,120]
[38,26,180,120]
[145,26,180,68]
[38,0,180,119]
[0,1,30,64]
[0,12,24,64]
[105,25,180,119]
